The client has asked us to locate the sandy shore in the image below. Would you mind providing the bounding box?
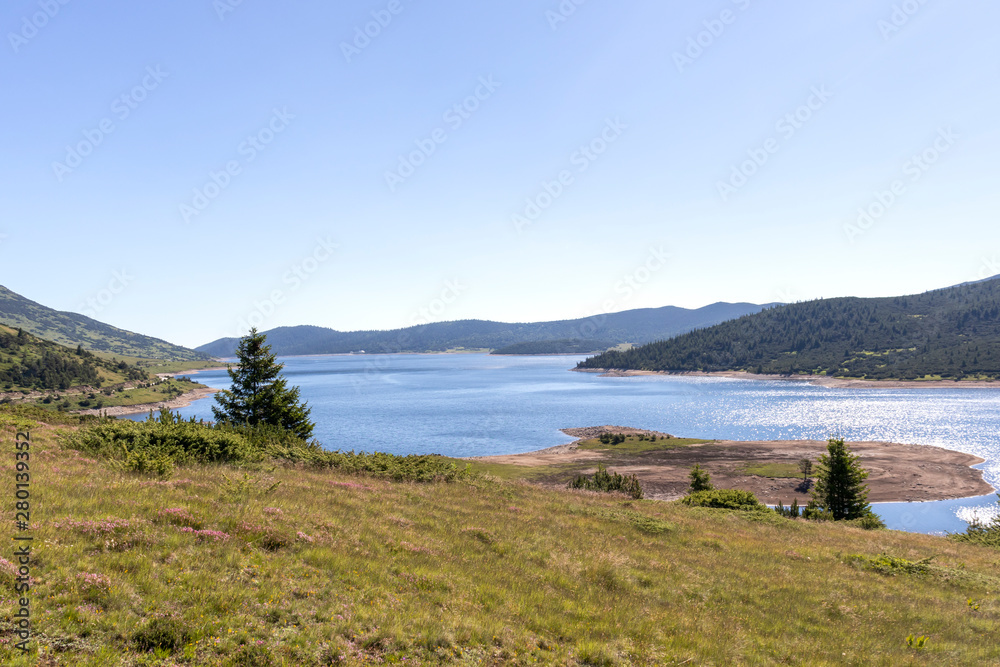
[470,426,995,504]
[576,368,1000,389]
[74,387,220,417]
[156,367,228,379]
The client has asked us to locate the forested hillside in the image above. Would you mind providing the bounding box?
[578,277,1000,380]
[491,339,616,355]
[197,302,775,357]
[0,285,210,361]
[0,324,148,392]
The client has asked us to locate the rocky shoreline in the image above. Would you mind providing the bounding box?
[74,387,220,417]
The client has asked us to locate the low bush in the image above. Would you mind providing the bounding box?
[61,409,473,484]
[847,513,887,530]
[131,615,191,653]
[316,450,472,483]
[845,553,932,576]
[569,464,644,499]
[681,489,766,511]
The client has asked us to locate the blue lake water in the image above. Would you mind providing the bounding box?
[138,353,1000,535]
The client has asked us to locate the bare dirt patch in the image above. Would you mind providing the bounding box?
[469,427,994,505]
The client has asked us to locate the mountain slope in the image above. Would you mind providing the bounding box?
[0,323,147,392]
[578,276,1000,380]
[0,285,210,361]
[196,302,777,357]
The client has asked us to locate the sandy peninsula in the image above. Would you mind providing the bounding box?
[470,425,994,505]
[75,386,220,417]
[576,368,1000,389]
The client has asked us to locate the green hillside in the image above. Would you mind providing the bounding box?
[578,277,1000,380]
[2,413,998,665]
[491,338,616,355]
[0,323,148,393]
[0,285,210,361]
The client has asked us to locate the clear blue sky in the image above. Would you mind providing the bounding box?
[2,0,998,348]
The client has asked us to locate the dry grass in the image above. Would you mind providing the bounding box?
[1,422,999,665]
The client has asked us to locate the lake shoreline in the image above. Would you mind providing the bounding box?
[574,367,1000,389]
[468,426,996,505]
[74,386,221,417]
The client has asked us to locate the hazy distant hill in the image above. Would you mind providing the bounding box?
[578,276,1000,380]
[196,302,776,357]
[0,285,210,362]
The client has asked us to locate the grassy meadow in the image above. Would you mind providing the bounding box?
[1,418,999,665]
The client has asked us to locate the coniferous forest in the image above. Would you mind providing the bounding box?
[0,326,148,392]
[578,277,1000,380]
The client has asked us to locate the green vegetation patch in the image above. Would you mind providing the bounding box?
[3,425,1000,665]
[845,553,933,576]
[464,460,589,482]
[681,489,767,512]
[739,462,804,478]
[569,464,644,499]
[63,410,472,484]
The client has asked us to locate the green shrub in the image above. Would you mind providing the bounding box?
[845,553,932,575]
[62,409,474,484]
[120,449,175,478]
[569,464,644,499]
[64,411,254,465]
[131,616,191,652]
[688,464,713,492]
[314,450,472,482]
[681,489,766,511]
[847,513,886,530]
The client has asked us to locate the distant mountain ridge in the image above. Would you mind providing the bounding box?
[578,276,1000,380]
[196,302,778,358]
[0,285,210,361]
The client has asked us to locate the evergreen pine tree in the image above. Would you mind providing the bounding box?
[212,328,314,439]
[809,437,872,520]
[688,464,713,493]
